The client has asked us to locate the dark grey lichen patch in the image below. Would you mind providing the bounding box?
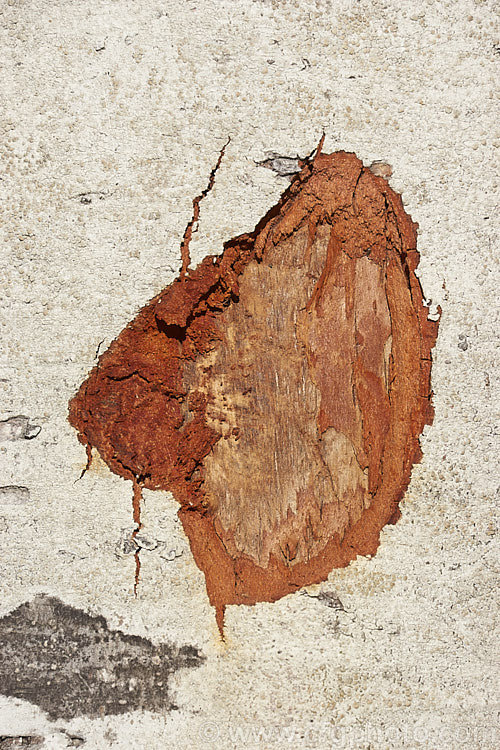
[0,595,204,720]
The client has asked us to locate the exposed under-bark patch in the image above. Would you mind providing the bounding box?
[0,595,204,719]
[69,143,439,634]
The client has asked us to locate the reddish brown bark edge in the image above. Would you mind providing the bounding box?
[69,144,439,635]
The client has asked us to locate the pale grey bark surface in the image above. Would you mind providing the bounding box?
[0,1,498,748]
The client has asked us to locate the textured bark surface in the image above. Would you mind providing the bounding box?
[69,149,439,633]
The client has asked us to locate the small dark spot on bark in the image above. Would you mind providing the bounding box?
[134,534,158,551]
[0,595,204,720]
[257,153,302,177]
[73,191,111,204]
[0,416,41,442]
[317,591,346,611]
[458,333,468,351]
[156,322,187,341]
[115,527,139,556]
[302,590,345,611]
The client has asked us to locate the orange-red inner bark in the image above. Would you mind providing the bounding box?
[69,146,439,633]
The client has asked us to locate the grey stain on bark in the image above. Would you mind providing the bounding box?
[0,486,30,505]
[256,152,302,177]
[0,416,41,442]
[0,595,204,720]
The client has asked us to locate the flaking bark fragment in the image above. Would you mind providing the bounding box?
[69,145,439,634]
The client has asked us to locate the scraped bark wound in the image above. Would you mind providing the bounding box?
[69,149,439,634]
